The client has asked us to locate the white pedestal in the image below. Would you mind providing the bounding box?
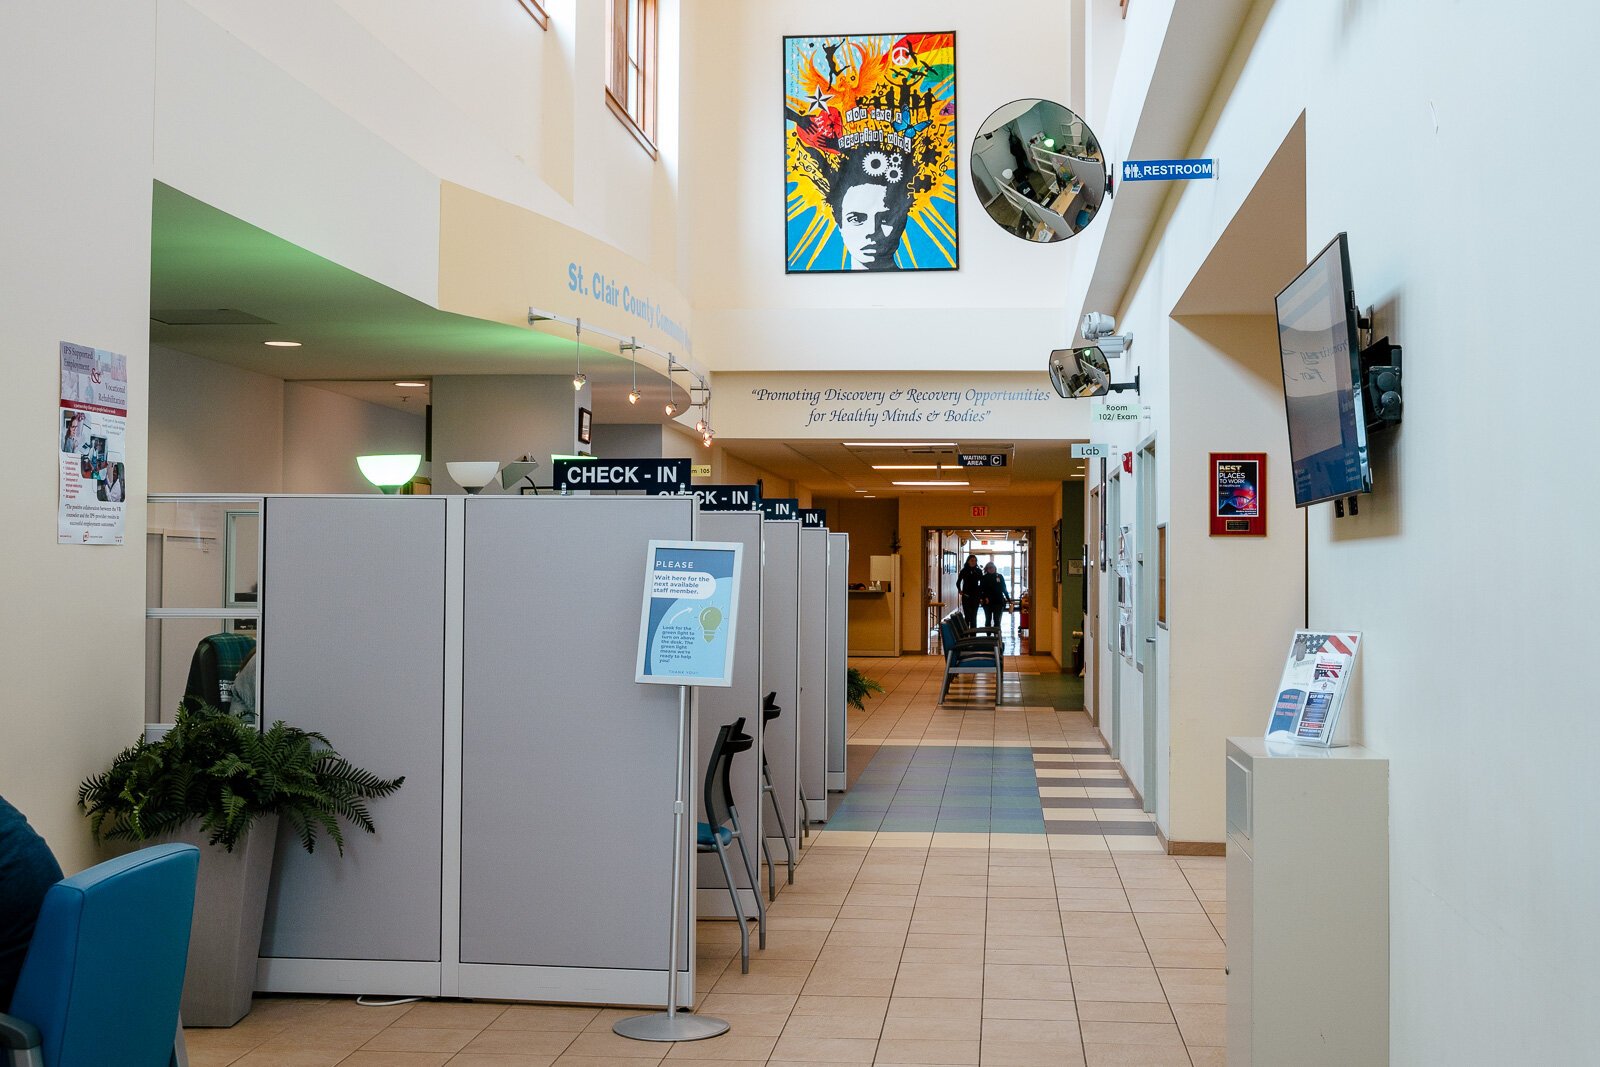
[1225,737,1389,1066]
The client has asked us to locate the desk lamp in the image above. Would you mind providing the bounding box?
[445,461,500,494]
[356,454,421,494]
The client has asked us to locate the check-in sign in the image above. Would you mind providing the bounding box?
[799,508,828,528]
[687,484,762,511]
[552,457,691,493]
[1120,158,1217,182]
[759,498,799,520]
[957,453,1008,468]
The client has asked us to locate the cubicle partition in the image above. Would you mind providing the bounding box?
[797,527,829,821]
[759,520,803,858]
[258,497,447,995]
[693,510,764,915]
[826,533,849,791]
[255,494,703,1007]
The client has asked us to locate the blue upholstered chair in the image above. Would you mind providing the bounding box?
[938,611,1001,707]
[0,844,200,1067]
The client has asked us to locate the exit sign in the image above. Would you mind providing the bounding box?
[958,453,1008,468]
[971,504,989,518]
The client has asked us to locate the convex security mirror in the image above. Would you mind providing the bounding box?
[1050,346,1112,397]
[971,98,1109,244]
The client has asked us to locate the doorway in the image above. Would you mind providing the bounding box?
[1087,484,1101,726]
[922,527,1033,656]
[1137,437,1159,815]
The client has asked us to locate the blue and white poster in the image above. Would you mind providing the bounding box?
[636,540,743,687]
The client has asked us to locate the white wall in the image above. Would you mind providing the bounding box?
[430,375,581,493]
[150,345,285,493]
[0,1,158,872]
[681,0,1077,371]
[282,384,426,494]
[1082,0,1600,1059]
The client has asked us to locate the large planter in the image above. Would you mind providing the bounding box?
[170,815,279,1027]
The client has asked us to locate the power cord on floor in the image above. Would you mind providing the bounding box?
[356,995,423,1007]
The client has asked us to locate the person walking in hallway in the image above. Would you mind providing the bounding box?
[957,554,983,627]
[980,561,1008,630]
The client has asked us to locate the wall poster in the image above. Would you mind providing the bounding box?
[783,32,958,273]
[1210,452,1267,536]
[58,341,129,545]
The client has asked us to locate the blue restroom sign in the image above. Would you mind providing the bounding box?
[1120,158,1217,182]
[636,540,743,688]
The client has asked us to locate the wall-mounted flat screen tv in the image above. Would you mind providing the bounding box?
[1276,232,1370,507]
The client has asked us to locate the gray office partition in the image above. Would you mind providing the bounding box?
[797,527,830,822]
[257,497,447,996]
[693,510,764,916]
[826,532,849,791]
[759,520,802,860]
[457,495,697,1005]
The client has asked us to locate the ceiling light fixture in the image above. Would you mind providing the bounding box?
[263,340,301,347]
[844,441,958,448]
[395,381,428,388]
[892,480,970,487]
[622,336,641,404]
[664,353,679,416]
[571,318,587,391]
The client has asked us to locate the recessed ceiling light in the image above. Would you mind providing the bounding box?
[864,495,876,498]
[263,340,302,347]
[893,480,970,487]
[974,490,986,494]
[395,381,427,388]
[844,441,958,448]
[854,489,869,493]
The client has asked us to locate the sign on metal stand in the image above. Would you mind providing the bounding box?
[616,540,743,1043]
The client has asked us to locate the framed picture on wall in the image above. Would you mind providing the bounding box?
[1210,451,1266,536]
[577,406,592,445]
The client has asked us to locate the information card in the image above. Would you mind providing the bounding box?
[1266,630,1361,747]
[636,540,743,687]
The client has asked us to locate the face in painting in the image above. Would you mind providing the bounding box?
[838,183,906,270]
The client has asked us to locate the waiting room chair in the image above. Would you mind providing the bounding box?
[723,718,767,950]
[699,722,762,974]
[937,611,1001,707]
[949,612,1005,676]
[758,692,796,899]
[1,843,201,1067]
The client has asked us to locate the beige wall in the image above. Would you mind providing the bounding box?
[0,2,158,872]
[814,497,900,584]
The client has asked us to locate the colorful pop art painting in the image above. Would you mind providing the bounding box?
[784,32,958,274]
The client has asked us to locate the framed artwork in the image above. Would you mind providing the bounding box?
[1210,452,1267,536]
[1157,523,1168,628]
[577,406,593,446]
[783,32,958,273]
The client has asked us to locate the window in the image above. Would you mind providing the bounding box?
[516,0,548,30]
[606,0,658,158]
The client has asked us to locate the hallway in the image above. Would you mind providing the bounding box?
[184,657,1225,1066]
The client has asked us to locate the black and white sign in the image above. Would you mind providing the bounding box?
[685,484,762,511]
[957,453,1008,468]
[799,508,828,528]
[759,498,799,520]
[552,457,691,494]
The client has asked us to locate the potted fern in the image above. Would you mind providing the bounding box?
[847,666,884,711]
[79,704,403,1026]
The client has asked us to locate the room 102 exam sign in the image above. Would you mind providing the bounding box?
[636,540,743,687]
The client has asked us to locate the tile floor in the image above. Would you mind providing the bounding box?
[184,655,1226,1066]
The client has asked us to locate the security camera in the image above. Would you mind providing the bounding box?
[1080,311,1132,356]
[1081,312,1117,340]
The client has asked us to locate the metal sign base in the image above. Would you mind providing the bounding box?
[613,686,729,1043]
[613,1011,730,1042]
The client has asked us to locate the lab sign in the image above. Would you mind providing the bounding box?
[636,540,743,687]
[1071,442,1116,459]
[552,457,690,493]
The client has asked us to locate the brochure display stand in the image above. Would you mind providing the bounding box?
[1265,631,1361,747]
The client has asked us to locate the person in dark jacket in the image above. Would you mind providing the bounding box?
[956,554,984,627]
[979,562,1009,629]
[0,794,63,1008]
